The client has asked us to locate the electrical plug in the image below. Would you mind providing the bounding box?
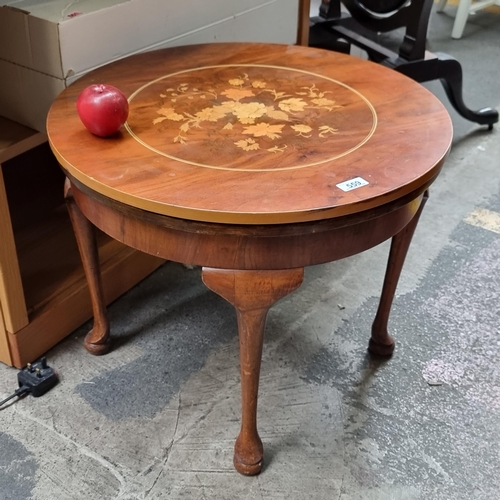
[17,357,59,397]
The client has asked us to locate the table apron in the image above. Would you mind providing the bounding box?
[70,181,424,270]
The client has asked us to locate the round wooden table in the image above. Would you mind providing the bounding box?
[47,43,452,475]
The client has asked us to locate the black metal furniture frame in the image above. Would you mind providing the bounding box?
[309,0,498,129]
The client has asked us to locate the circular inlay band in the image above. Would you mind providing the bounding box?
[125,64,377,172]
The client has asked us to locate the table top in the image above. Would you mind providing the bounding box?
[47,43,452,224]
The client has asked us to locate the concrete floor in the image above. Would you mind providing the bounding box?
[1,8,500,500]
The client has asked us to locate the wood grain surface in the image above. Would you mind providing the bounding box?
[47,43,452,224]
[0,167,28,333]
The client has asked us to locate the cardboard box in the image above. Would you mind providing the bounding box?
[0,0,299,131]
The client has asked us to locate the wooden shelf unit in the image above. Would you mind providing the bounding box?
[0,116,164,368]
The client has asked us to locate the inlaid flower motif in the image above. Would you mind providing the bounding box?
[195,107,228,122]
[217,101,239,113]
[221,88,255,101]
[252,80,267,89]
[153,75,344,154]
[264,89,292,100]
[229,78,245,86]
[153,107,185,124]
[243,123,285,140]
[311,98,341,111]
[291,124,313,137]
[230,102,268,124]
[265,107,289,121]
[267,145,287,153]
[235,138,260,151]
[319,125,339,137]
[278,98,307,113]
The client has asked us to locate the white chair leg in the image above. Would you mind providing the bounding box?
[437,0,448,13]
[452,0,473,39]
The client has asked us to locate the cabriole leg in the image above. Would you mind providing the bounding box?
[370,192,429,356]
[202,268,304,475]
[64,178,111,355]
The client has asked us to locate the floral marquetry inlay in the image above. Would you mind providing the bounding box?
[125,65,377,171]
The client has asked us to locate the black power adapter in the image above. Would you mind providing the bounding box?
[18,357,59,397]
[0,357,59,408]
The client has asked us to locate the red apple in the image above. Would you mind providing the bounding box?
[76,84,129,137]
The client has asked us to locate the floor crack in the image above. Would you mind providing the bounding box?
[12,405,128,498]
[166,390,182,467]
[143,391,182,499]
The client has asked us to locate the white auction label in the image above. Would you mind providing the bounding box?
[336,177,369,192]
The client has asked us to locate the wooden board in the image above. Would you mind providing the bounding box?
[297,0,311,46]
[0,116,46,164]
[0,164,29,333]
[0,305,12,365]
[0,120,164,367]
[0,117,47,334]
[6,238,163,368]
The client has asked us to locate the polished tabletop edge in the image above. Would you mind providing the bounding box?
[50,140,450,225]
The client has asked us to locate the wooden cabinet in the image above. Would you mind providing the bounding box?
[0,117,163,368]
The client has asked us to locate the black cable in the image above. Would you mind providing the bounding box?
[0,386,30,408]
[1,358,58,409]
